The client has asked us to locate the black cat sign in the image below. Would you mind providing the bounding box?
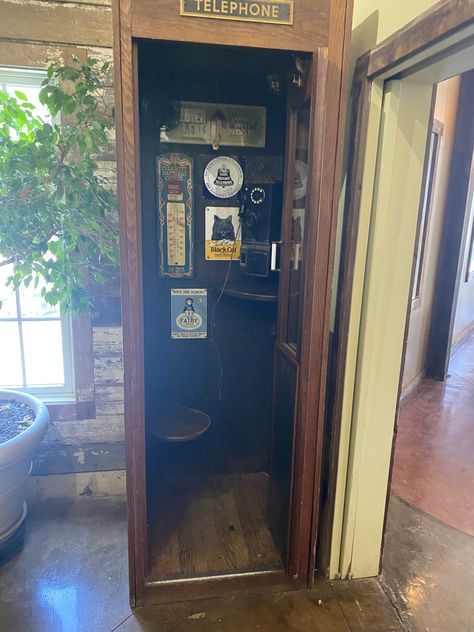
[205,206,241,260]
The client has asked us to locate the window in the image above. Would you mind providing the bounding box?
[0,68,75,400]
[412,123,442,304]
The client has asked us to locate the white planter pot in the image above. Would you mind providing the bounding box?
[0,390,49,548]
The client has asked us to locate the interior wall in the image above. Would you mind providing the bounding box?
[402,76,460,392]
[0,0,125,497]
[452,158,474,344]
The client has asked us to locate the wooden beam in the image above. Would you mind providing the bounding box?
[0,0,112,47]
[368,0,474,79]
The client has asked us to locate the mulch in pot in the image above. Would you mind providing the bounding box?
[0,400,35,444]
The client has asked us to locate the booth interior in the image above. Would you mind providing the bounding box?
[138,39,309,582]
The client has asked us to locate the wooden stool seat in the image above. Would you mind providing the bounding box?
[149,404,211,442]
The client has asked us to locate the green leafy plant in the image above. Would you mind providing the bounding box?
[0,57,119,315]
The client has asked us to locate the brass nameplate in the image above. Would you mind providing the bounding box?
[180,0,293,26]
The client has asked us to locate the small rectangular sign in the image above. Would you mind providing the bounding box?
[160,102,266,148]
[157,154,194,278]
[180,0,293,25]
[171,289,207,339]
[205,206,241,261]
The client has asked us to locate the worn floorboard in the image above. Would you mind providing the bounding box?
[147,472,282,580]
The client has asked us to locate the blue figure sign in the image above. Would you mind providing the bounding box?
[170,289,207,339]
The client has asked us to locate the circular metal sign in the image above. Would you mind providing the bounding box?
[204,157,244,199]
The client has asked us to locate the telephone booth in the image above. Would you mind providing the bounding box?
[113,0,352,606]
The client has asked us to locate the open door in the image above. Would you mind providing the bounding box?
[269,55,328,580]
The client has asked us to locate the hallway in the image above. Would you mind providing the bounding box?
[392,328,474,535]
[381,328,474,631]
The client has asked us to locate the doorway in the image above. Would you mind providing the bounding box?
[328,3,474,582]
[136,39,322,587]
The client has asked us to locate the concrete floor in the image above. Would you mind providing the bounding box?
[383,329,474,631]
[392,329,474,535]
[382,495,474,632]
[0,498,405,632]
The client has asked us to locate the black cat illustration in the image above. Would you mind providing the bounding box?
[211,215,236,242]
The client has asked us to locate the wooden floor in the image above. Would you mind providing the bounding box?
[147,472,283,581]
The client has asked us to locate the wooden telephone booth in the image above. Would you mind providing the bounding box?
[113,0,352,606]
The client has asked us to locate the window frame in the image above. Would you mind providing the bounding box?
[0,62,95,414]
[411,118,444,309]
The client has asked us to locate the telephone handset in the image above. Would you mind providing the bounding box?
[239,182,283,277]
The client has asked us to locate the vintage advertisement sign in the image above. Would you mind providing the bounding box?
[157,154,194,278]
[205,206,241,260]
[180,0,293,25]
[171,289,207,339]
[204,157,244,199]
[160,102,266,149]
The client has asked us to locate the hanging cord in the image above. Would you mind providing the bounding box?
[209,219,242,400]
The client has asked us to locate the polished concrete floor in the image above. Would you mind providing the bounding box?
[0,498,405,632]
[383,328,474,631]
[392,329,474,535]
[382,495,474,632]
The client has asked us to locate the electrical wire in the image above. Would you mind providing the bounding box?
[209,219,242,401]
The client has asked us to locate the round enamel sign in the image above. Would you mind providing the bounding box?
[204,157,244,199]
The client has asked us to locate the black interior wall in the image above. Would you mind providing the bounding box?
[137,41,288,478]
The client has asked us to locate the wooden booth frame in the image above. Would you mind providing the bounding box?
[112,0,353,606]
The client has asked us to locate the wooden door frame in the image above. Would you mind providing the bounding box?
[112,0,353,605]
[323,0,474,579]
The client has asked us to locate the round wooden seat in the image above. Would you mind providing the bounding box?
[149,404,211,442]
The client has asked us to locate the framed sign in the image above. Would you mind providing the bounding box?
[180,0,294,26]
[171,289,207,339]
[205,206,241,260]
[157,153,194,278]
[160,101,266,148]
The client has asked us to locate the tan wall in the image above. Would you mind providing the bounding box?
[402,76,460,392]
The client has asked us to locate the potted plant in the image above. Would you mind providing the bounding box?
[0,391,49,557]
[0,57,118,557]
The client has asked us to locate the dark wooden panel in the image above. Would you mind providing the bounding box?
[0,0,112,47]
[32,441,125,475]
[368,0,474,79]
[425,70,474,380]
[131,0,330,51]
[269,348,298,564]
[148,473,281,580]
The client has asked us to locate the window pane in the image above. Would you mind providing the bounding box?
[23,320,65,386]
[19,279,60,318]
[4,83,50,121]
[0,322,23,387]
[0,264,18,318]
[286,103,310,349]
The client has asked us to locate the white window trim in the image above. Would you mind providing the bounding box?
[0,67,75,402]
